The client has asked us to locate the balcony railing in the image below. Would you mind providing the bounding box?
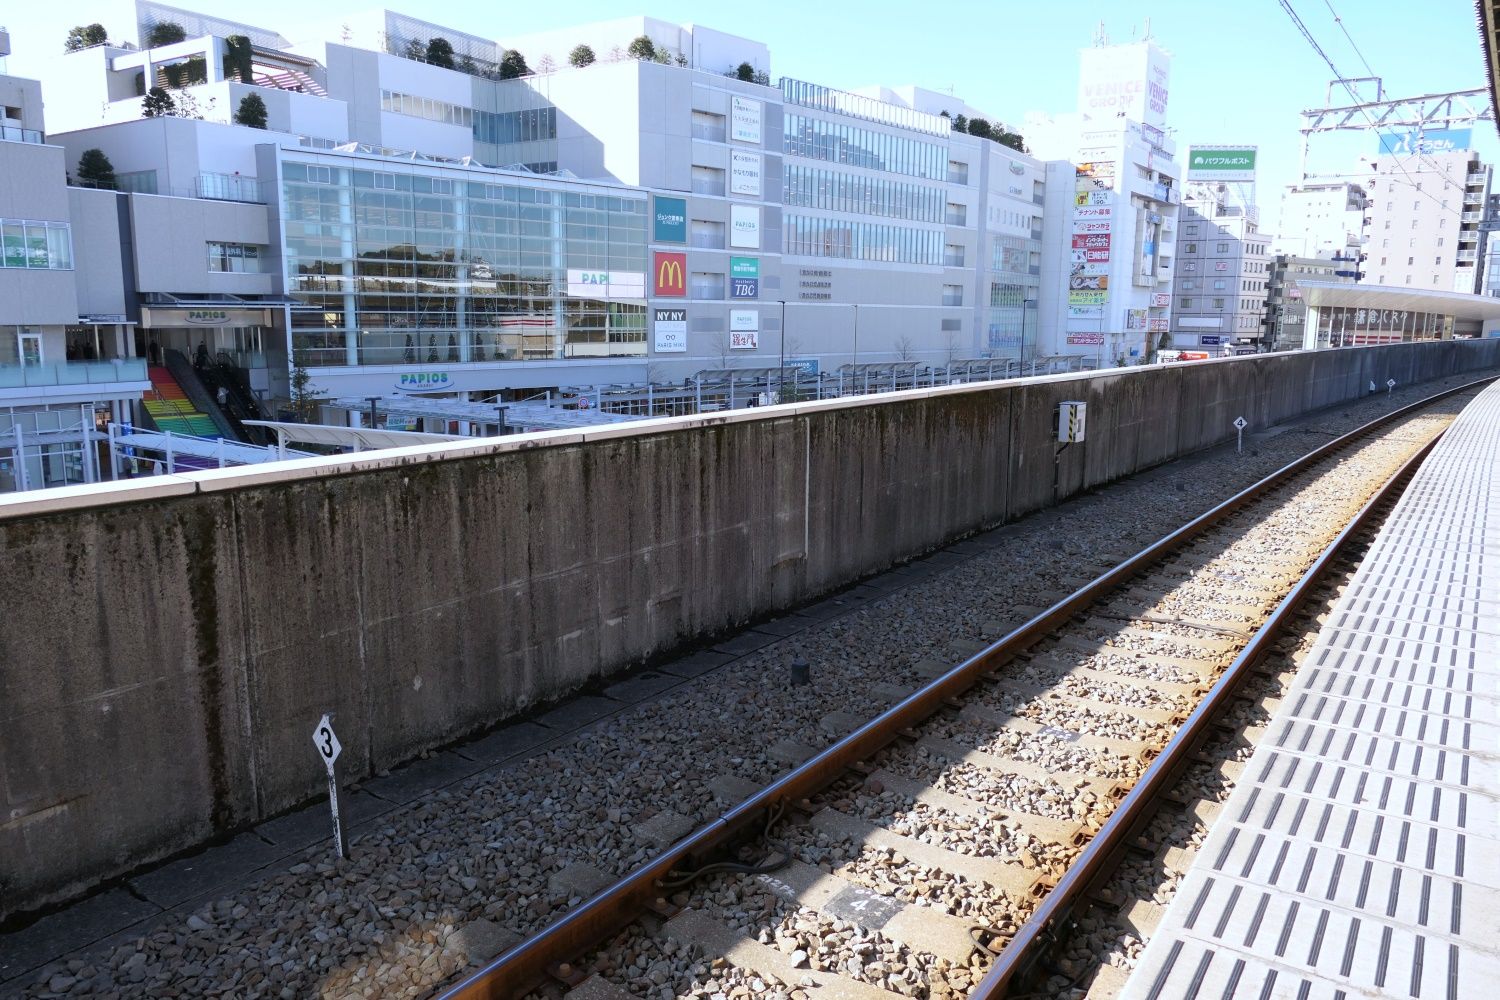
[1457,249,1478,262]
[943,253,965,268]
[1463,192,1483,205]
[945,211,967,226]
[1467,172,1488,185]
[1462,211,1483,223]
[0,125,42,144]
[691,123,726,143]
[691,179,726,197]
[0,358,148,389]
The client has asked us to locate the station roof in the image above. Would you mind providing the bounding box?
[1480,0,1500,137]
[1295,281,1500,320]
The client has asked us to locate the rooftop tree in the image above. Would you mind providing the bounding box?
[76,149,116,189]
[627,35,656,60]
[735,61,754,81]
[64,24,109,52]
[142,86,177,117]
[569,44,595,67]
[224,34,254,83]
[233,93,268,129]
[499,49,529,79]
[967,117,993,139]
[425,37,455,69]
[145,21,186,48]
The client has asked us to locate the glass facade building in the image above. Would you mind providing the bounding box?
[987,236,1042,351]
[280,156,649,367]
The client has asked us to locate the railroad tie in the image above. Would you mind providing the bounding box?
[913,734,1118,800]
[750,858,980,965]
[662,909,894,1000]
[870,769,1084,848]
[958,703,1156,760]
[564,976,636,1000]
[807,806,1041,900]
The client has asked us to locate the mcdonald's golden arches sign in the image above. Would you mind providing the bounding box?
[654,252,687,297]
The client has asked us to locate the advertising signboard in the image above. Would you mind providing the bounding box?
[1078,43,1170,128]
[731,277,759,299]
[1377,129,1471,156]
[1199,335,1224,346]
[1071,233,1111,251]
[730,308,758,331]
[1067,333,1105,345]
[653,196,687,243]
[730,150,763,196]
[653,252,686,297]
[1069,273,1109,291]
[1125,309,1149,331]
[730,257,760,278]
[730,205,760,248]
[653,308,687,352]
[730,331,758,350]
[1067,289,1107,318]
[1185,146,1258,182]
[731,96,762,144]
[1151,292,1172,307]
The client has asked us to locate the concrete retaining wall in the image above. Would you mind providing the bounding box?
[3,340,1497,917]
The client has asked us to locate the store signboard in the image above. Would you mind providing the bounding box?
[653,196,687,243]
[1067,333,1105,345]
[730,150,763,196]
[653,252,687,297]
[566,269,646,300]
[653,308,687,352]
[730,309,758,331]
[730,331,758,349]
[731,96,762,144]
[1378,129,1471,156]
[730,205,760,248]
[730,256,759,278]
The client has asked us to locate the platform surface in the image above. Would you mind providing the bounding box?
[1120,384,1500,1000]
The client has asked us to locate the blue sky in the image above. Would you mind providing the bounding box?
[7,0,1496,226]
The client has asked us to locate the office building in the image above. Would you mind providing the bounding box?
[1170,189,1272,354]
[1262,255,1354,352]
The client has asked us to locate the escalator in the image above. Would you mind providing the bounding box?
[162,349,269,445]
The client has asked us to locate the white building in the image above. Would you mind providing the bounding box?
[1363,147,1491,293]
[1276,181,1367,260]
[1028,38,1181,364]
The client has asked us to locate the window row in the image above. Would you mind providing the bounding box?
[1,221,72,270]
[380,90,474,127]
[473,107,558,146]
[784,215,942,265]
[283,163,646,215]
[782,164,945,223]
[783,113,946,180]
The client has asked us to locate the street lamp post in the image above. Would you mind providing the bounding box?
[777,299,787,402]
[1020,298,1036,373]
[852,302,859,368]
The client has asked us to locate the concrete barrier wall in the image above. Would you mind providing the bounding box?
[3,340,1497,917]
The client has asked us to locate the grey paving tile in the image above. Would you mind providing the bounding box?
[601,671,681,704]
[752,616,810,637]
[534,695,620,732]
[126,833,283,910]
[711,630,780,656]
[361,751,481,806]
[342,788,398,829]
[657,649,736,678]
[791,597,851,621]
[454,721,552,766]
[0,889,161,984]
[255,803,329,853]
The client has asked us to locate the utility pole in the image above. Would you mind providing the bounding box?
[777,299,787,402]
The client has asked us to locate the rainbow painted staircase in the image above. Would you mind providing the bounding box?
[146,366,221,437]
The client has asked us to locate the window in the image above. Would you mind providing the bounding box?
[1408,256,1414,265]
[1434,274,1440,283]
[1412,220,1418,229]
[1183,279,1197,290]
[1405,275,1412,285]
[1216,242,1228,252]
[1436,256,1442,266]
[206,242,264,273]
[945,203,966,226]
[1385,202,1392,211]
[691,110,726,142]
[689,271,724,299]
[1382,239,1389,247]
[1181,297,1193,308]
[1414,201,1420,210]
[944,243,964,267]
[1437,237,1444,247]
[942,283,963,306]
[1185,225,1199,236]
[1384,220,1391,230]
[1212,297,1225,308]
[946,160,969,185]
[0,219,73,270]
[1213,279,1226,290]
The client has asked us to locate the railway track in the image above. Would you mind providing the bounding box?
[434,380,1488,1000]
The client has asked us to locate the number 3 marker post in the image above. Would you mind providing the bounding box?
[312,714,348,860]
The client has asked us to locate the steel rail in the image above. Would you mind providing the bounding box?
[434,376,1493,1000]
[969,417,1446,998]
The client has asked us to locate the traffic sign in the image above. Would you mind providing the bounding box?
[312,714,342,773]
[1233,416,1247,430]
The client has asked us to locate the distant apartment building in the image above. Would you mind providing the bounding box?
[1276,182,1367,260]
[1363,148,1491,293]
[1170,190,1272,354]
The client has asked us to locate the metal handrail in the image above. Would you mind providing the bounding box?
[435,375,1497,999]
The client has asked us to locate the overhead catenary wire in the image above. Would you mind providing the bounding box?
[1280,0,1472,223]
[1321,0,1470,198]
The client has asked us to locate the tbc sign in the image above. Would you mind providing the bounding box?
[654,252,686,297]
